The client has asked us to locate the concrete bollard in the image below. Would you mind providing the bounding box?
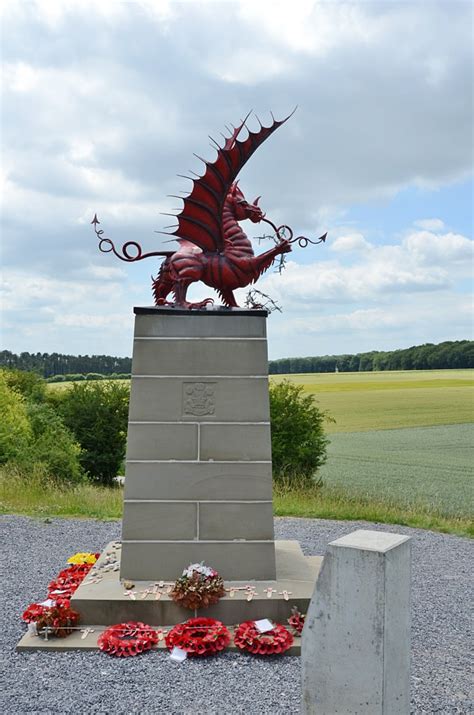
[301,529,411,715]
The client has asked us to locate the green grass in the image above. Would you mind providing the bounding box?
[271,369,474,432]
[319,424,473,517]
[0,468,123,520]
[3,470,470,537]
[273,483,473,538]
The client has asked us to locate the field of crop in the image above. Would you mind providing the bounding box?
[271,369,474,433]
[271,369,473,528]
[318,423,473,517]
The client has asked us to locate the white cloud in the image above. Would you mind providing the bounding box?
[1,0,472,358]
[287,298,473,335]
[2,220,472,356]
[238,1,380,58]
[402,230,473,266]
[88,265,127,280]
[2,0,472,223]
[0,269,139,354]
[55,313,129,329]
[414,218,445,232]
[266,292,473,358]
[260,227,472,307]
[330,233,372,253]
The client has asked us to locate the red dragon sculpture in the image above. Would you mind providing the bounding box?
[92,111,326,309]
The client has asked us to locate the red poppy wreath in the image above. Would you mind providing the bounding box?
[47,563,93,606]
[22,604,80,637]
[234,620,294,655]
[21,552,97,638]
[165,617,231,657]
[22,603,49,624]
[98,621,161,657]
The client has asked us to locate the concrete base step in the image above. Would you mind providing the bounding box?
[16,540,321,655]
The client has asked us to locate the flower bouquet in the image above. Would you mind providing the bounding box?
[170,562,226,610]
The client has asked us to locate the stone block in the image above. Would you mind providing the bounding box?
[301,529,411,715]
[199,502,274,540]
[128,377,270,422]
[131,338,268,376]
[120,541,277,580]
[123,461,273,501]
[122,502,197,540]
[134,312,267,338]
[125,423,198,461]
[200,423,272,461]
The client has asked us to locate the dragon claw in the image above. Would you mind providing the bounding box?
[181,298,215,310]
[157,297,214,310]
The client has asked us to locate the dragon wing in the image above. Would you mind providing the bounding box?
[163,110,295,253]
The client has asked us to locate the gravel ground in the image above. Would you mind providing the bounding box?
[1,515,472,714]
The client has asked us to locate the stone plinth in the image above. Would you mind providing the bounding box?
[120,307,276,581]
[301,529,411,715]
[17,541,322,654]
[70,540,320,626]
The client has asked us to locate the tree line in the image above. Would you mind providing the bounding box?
[1,340,472,378]
[268,340,473,373]
[0,351,132,378]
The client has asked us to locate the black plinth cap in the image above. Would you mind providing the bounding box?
[133,306,268,317]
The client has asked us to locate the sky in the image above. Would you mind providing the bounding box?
[1,0,473,361]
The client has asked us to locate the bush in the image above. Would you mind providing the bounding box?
[0,374,31,463]
[269,379,332,484]
[85,373,104,381]
[25,402,84,484]
[57,381,130,486]
[0,371,83,483]
[1,367,46,402]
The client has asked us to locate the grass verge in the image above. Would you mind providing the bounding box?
[0,468,123,520]
[273,482,473,539]
[2,469,471,538]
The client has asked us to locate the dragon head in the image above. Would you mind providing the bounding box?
[228,182,264,224]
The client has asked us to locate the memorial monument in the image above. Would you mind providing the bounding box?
[18,110,327,650]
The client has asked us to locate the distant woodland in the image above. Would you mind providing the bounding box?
[268,340,473,373]
[0,351,132,379]
[0,340,472,378]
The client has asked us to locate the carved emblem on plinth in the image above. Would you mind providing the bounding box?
[183,382,216,416]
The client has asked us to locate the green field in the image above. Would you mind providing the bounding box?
[271,369,474,432]
[272,369,473,531]
[319,424,473,517]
